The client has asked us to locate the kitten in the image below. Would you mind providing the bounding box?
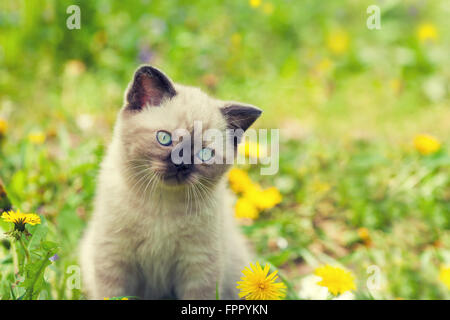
[79,66,262,299]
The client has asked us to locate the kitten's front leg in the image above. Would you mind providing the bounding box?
[91,247,139,299]
[174,254,222,300]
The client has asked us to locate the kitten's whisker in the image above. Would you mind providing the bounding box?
[197,178,218,207]
[135,173,152,200]
[130,168,154,199]
[186,185,192,216]
[191,184,202,219]
[124,164,152,172]
[197,183,217,213]
[147,172,161,199]
[126,167,151,187]
[189,183,195,217]
[142,171,157,197]
[124,158,152,164]
[124,166,153,181]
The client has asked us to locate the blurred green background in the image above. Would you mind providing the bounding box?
[0,0,449,299]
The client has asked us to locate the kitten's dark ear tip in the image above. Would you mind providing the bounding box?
[246,106,262,120]
[254,107,263,116]
[134,65,162,77]
[221,103,262,132]
[126,65,176,111]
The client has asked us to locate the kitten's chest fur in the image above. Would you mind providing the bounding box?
[110,188,223,298]
[131,203,219,263]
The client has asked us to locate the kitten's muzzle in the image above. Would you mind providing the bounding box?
[163,160,193,184]
[172,162,193,180]
[174,162,191,173]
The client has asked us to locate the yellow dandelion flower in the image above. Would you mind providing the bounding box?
[228,168,253,194]
[390,79,403,94]
[235,197,259,220]
[0,118,7,136]
[244,184,282,210]
[28,132,46,145]
[1,209,41,232]
[249,0,261,8]
[439,265,450,290]
[229,167,281,219]
[259,187,282,209]
[243,182,263,201]
[311,179,331,193]
[65,59,86,77]
[327,29,349,55]
[417,23,438,43]
[237,262,286,300]
[357,227,370,241]
[314,265,356,296]
[315,58,334,74]
[262,2,274,15]
[413,134,441,155]
[357,227,372,246]
[239,140,266,159]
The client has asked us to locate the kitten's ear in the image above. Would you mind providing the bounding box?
[221,103,262,131]
[125,66,176,111]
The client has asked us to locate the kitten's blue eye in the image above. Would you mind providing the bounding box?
[156,130,172,146]
[197,148,214,162]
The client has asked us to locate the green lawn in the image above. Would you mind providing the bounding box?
[0,0,449,299]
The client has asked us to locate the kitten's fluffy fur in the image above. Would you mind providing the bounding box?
[79,66,262,299]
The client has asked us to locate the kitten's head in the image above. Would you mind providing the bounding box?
[119,66,261,192]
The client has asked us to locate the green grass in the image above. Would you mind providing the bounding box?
[0,0,449,300]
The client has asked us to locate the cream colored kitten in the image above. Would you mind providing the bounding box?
[79,66,262,300]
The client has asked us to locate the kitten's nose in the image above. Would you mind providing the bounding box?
[171,146,193,172]
[174,163,191,172]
